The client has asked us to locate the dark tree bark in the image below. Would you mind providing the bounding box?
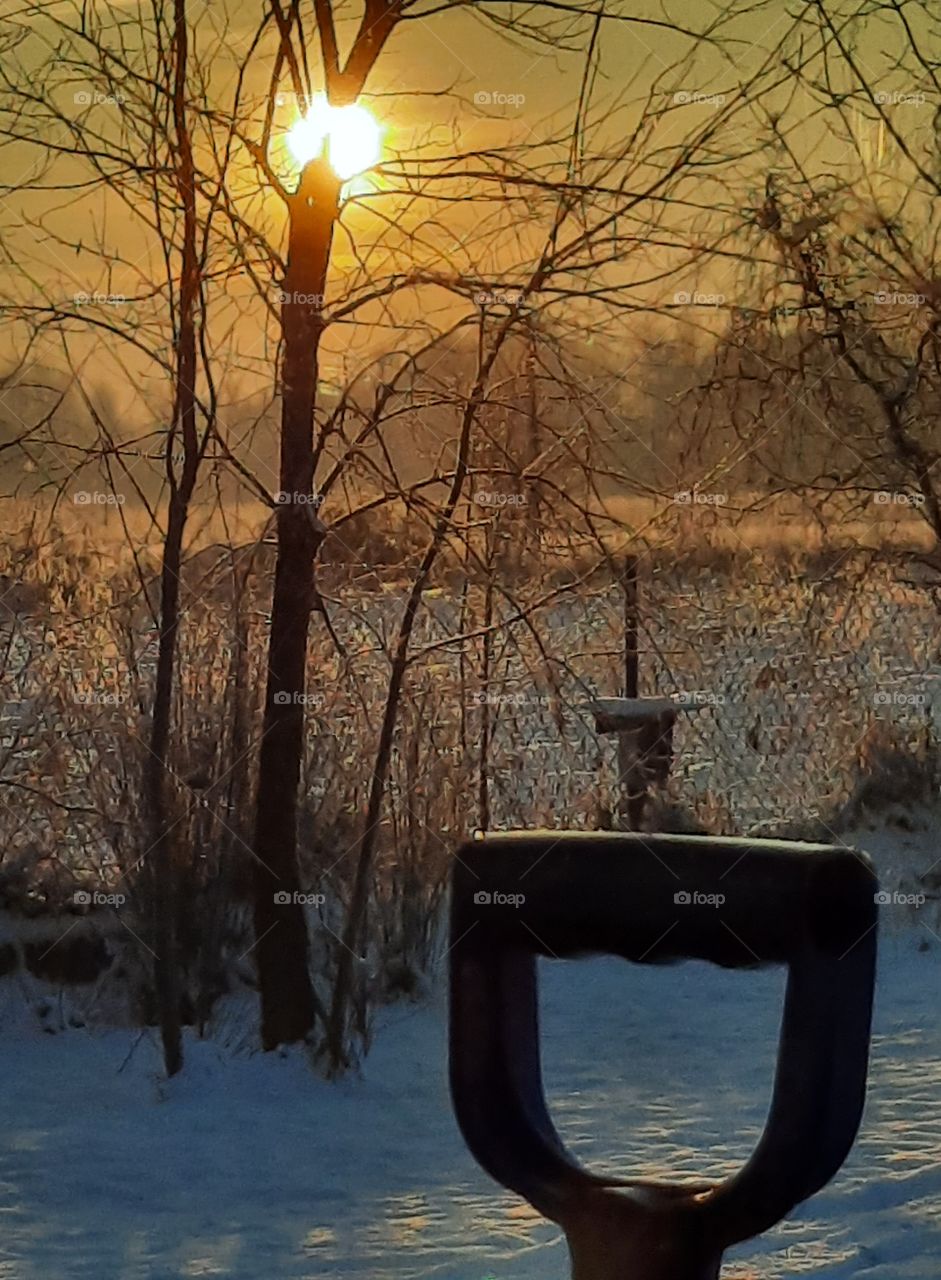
[143,0,201,1078]
[250,158,339,1050]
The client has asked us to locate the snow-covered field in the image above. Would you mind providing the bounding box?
[0,825,938,1280]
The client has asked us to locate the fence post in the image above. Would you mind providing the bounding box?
[618,557,647,829]
[622,555,639,701]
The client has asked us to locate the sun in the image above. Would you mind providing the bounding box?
[286,96,381,181]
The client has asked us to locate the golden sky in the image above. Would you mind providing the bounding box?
[0,0,935,430]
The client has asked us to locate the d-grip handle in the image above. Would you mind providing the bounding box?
[449,833,877,1273]
[452,832,876,968]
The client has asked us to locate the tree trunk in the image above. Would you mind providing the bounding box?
[145,502,187,1078]
[142,0,201,1078]
[251,158,339,1051]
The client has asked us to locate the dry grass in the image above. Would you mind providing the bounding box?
[3,486,932,611]
[1,495,938,1043]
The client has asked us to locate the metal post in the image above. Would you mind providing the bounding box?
[526,316,540,543]
[623,555,639,702]
[619,558,646,830]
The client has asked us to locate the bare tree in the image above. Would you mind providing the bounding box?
[0,0,810,1069]
[141,0,205,1077]
[692,2,941,559]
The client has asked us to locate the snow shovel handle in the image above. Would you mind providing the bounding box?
[449,832,877,1279]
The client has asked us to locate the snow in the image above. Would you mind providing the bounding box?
[0,826,939,1278]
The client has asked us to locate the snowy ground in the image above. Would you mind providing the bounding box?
[0,825,939,1279]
